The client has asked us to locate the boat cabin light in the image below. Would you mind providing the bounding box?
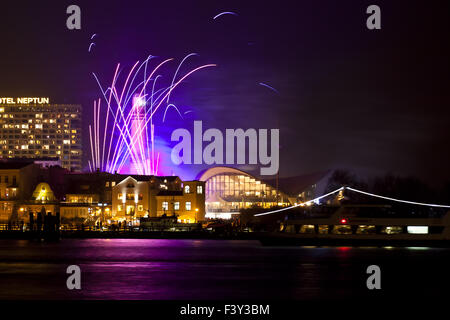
[407,226,428,234]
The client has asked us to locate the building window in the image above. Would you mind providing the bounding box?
[184,185,190,194]
[174,202,180,210]
[197,186,203,194]
[118,194,123,200]
[162,201,169,211]
[4,176,8,184]
[12,176,16,185]
[185,202,191,211]
[111,181,116,187]
[105,181,110,187]
[138,205,144,212]
[117,205,123,211]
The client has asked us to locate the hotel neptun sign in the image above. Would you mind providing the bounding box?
[0,97,50,104]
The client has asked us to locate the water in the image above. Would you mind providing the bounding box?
[0,239,449,300]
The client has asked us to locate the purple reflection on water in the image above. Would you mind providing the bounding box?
[0,239,449,300]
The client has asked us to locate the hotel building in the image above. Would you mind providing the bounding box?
[0,97,82,171]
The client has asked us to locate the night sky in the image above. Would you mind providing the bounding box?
[0,0,449,185]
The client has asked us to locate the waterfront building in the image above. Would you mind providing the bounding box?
[0,162,43,222]
[0,163,206,228]
[111,175,205,224]
[0,97,82,171]
[197,166,331,219]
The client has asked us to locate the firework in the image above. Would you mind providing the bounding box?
[89,54,216,175]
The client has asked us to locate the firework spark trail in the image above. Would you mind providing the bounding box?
[93,74,142,174]
[124,55,155,108]
[144,57,151,175]
[93,100,97,169]
[115,64,216,173]
[101,65,119,172]
[93,65,120,171]
[213,11,238,19]
[93,66,153,174]
[106,81,145,174]
[101,64,151,174]
[259,82,280,94]
[97,99,101,169]
[116,59,174,174]
[112,86,165,173]
[117,61,146,173]
[105,83,151,173]
[90,57,216,175]
[115,86,174,173]
[89,125,95,169]
[93,101,98,168]
[166,53,198,104]
[163,104,184,122]
[114,83,176,172]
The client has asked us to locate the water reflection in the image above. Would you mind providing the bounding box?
[0,239,447,300]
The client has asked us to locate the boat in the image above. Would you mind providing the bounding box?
[259,204,450,247]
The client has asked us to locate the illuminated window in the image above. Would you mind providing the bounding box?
[174,202,180,210]
[126,193,134,200]
[381,226,403,234]
[185,202,191,211]
[105,181,110,187]
[197,185,203,194]
[117,194,123,200]
[138,205,144,211]
[111,181,116,187]
[184,185,190,194]
[162,201,169,211]
[117,205,123,211]
[63,140,70,144]
[407,226,428,234]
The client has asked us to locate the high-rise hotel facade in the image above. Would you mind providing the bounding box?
[0,97,82,171]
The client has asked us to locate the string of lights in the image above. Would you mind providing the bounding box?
[254,187,345,216]
[253,186,450,217]
[345,187,450,208]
